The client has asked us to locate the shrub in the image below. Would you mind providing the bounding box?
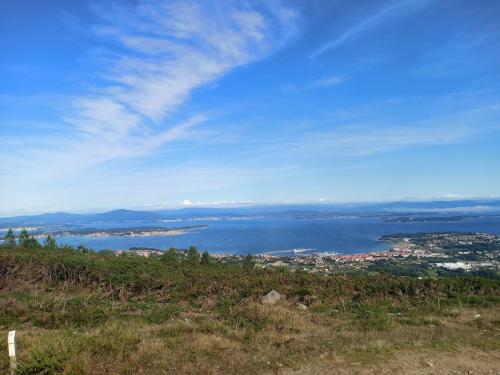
[17,347,67,375]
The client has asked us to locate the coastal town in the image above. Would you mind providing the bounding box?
[252,243,444,273]
[252,232,499,274]
[114,232,500,277]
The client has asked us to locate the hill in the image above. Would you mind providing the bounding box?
[87,209,164,222]
[0,247,499,374]
[2,198,500,227]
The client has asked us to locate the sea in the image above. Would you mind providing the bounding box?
[54,215,500,256]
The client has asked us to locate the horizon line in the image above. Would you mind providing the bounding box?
[1,196,499,218]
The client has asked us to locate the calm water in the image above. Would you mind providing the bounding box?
[55,216,500,255]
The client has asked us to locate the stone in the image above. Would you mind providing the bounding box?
[261,290,281,305]
[296,303,308,310]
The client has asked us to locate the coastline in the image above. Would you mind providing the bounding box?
[33,225,207,239]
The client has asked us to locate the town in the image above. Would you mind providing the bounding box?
[115,232,500,277]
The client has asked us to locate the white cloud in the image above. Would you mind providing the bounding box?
[177,199,255,208]
[442,193,461,199]
[0,0,299,190]
[88,0,298,121]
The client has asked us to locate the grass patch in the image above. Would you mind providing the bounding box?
[144,304,182,324]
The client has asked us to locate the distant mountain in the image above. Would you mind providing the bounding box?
[0,209,163,226]
[1,199,499,227]
[357,199,500,213]
[155,207,241,218]
[0,212,83,226]
[87,209,163,222]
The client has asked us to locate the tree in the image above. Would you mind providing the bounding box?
[243,253,255,271]
[18,229,41,250]
[200,251,211,265]
[2,229,16,248]
[161,247,179,263]
[186,246,200,264]
[19,229,30,248]
[77,245,91,253]
[26,236,41,250]
[43,234,57,251]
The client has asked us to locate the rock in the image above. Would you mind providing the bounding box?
[261,290,281,305]
[296,303,308,310]
[270,260,289,267]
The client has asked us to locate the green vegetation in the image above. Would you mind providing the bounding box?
[242,253,255,271]
[161,247,180,264]
[43,234,57,251]
[3,229,16,248]
[186,245,201,264]
[1,230,499,374]
[200,251,211,265]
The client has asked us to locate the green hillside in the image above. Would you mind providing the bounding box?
[1,245,499,374]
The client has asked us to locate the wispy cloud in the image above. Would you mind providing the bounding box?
[89,1,297,122]
[241,93,500,161]
[297,123,482,157]
[1,0,299,186]
[309,76,349,88]
[280,75,348,93]
[310,0,433,59]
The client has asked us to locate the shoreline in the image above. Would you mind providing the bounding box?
[33,225,208,239]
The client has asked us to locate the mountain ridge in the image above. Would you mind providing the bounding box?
[1,198,500,226]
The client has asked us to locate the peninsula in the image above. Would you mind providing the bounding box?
[34,225,207,238]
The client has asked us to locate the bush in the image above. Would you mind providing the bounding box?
[17,347,67,375]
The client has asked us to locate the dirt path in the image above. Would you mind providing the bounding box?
[282,349,500,375]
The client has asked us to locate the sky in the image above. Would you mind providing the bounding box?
[1,0,500,215]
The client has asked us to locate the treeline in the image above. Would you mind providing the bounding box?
[158,246,255,269]
[2,228,56,250]
[0,228,256,270]
[0,228,90,252]
[368,260,500,280]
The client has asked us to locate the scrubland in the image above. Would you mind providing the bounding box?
[0,248,499,374]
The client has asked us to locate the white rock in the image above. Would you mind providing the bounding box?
[261,290,281,305]
[296,303,308,311]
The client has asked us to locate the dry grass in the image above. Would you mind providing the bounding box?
[1,302,499,374]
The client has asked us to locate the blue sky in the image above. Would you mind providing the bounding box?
[1,0,500,215]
